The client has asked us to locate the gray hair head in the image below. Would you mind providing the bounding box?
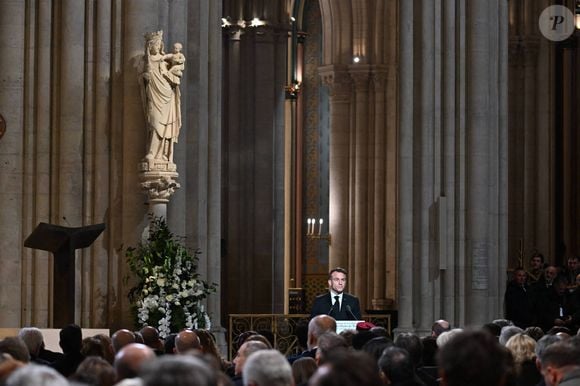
[535,334,563,360]
[243,350,293,386]
[140,355,217,386]
[18,327,44,357]
[6,364,68,386]
[499,326,523,346]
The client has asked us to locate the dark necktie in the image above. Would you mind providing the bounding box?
[334,295,340,312]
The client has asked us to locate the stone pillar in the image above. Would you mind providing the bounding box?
[348,65,371,302]
[221,7,289,314]
[397,0,508,331]
[370,67,389,310]
[319,66,352,270]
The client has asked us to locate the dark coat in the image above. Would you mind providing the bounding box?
[310,292,362,320]
[504,281,534,328]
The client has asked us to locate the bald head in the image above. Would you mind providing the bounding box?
[174,329,201,354]
[114,343,155,380]
[431,319,450,337]
[140,326,162,351]
[112,329,136,353]
[307,315,337,349]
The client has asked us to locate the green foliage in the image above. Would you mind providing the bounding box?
[125,217,217,337]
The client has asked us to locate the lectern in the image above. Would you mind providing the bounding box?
[24,222,105,327]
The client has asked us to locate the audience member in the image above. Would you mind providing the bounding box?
[527,253,545,285]
[492,319,515,329]
[395,332,437,386]
[523,326,544,342]
[0,355,25,384]
[482,322,502,339]
[505,267,534,328]
[420,336,439,382]
[378,346,424,386]
[539,340,580,386]
[139,326,164,355]
[499,325,524,346]
[338,329,356,348]
[5,364,68,386]
[361,336,393,363]
[310,350,382,386]
[94,333,115,364]
[112,329,136,353]
[531,266,562,332]
[562,256,580,286]
[233,331,259,352]
[243,334,272,349]
[70,356,116,386]
[437,330,513,386]
[18,327,51,364]
[315,332,348,365]
[114,343,155,383]
[535,333,564,386]
[420,336,438,367]
[174,329,201,354]
[370,326,390,338]
[505,333,541,386]
[231,340,268,386]
[291,357,317,386]
[51,324,85,377]
[352,329,379,350]
[140,355,217,386]
[547,326,572,336]
[431,320,450,338]
[0,337,30,363]
[133,331,144,344]
[195,329,231,372]
[435,328,462,348]
[81,336,106,358]
[242,350,293,386]
[163,333,177,355]
[289,315,336,363]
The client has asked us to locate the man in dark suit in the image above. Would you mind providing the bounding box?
[310,267,362,320]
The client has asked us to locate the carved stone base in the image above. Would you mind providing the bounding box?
[139,158,177,173]
[139,159,180,202]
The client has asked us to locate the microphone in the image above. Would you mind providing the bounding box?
[346,305,357,320]
[327,301,337,316]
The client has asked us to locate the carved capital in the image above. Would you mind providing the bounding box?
[319,65,352,102]
[223,25,244,41]
[139,164,180,202]
[348,64,372,92]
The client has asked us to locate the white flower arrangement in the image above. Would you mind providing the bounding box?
[127,217,217,337]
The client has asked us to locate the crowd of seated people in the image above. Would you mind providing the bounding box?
[505,254,580,333]
[1,317,580,386]
[4,265,580,386]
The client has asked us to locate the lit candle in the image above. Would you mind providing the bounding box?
[307,218,311,235]
[318,218,323,235]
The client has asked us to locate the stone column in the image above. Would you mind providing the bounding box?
[348,65,371,302]
[466,0,509,326]
[397,0,508,331]
[319,66,352,270]
[370,67,389,310]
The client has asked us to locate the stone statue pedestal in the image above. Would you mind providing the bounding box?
[139,159,180,219]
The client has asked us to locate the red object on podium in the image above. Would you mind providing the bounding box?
[24,222,105,327]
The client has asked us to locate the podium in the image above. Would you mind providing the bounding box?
[335,320,365,334]
[24,222,105,327]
